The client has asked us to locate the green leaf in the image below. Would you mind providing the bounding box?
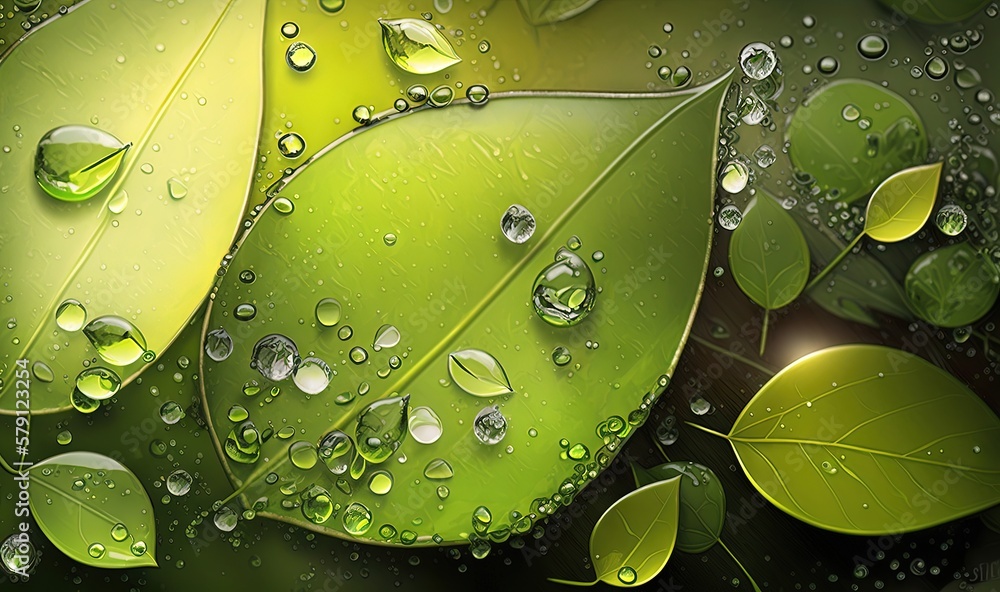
[378,18,461,75]
[0,0,265,413]
[864,162,942,242]
[795,212,912,326]
[29,452,157,568]
[448,349,514,397]
[786,80,927,203]
[551,477,681,587]
[904,242,1000,327]
[877,0,991,24]
[729,193,810,311]
[202,73,734,544]
[517,0,602,25]
[717,344,1000,535]
[633,461,725,554]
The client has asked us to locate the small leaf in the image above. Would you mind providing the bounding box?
[904,242,999,327]
[633,462,725,554]
[0,0,265,412]
[378,18,461,75]
[864,162,942,242]
[29,452,157,568]
[517,0,602,25]
[719,344,1000,535]
[729,193,810,311]
[448,349,514,397]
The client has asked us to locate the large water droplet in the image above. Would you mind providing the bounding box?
[55,299,87,331]
[448,349,513,397]
[423,457,454,480]
[277,132,305,159]
[739,42,777,80]
[31,361,53,383]
[551,346,572,366]
[618,566,638,585]
[159,400,185,424]
[408,406,443,444]
[286,41,317,72]
[343,502,372,536]
[34,125,131,201]
[204,327,234,362]
[315,298,342,326]
[250,334,299,381]
[110,523,129,542]
[166,177,187,199]
[372,324,401,350]
[293,357,332,394]
[87,543,106,559]
[318,0,345,13]
[368,471,393,495]
[225,420,261,464]
[717,204,743,230]
[925,56,949,80]
[289,440,318,470]
[936,204,968,236]
[857,34,887,60]
[466,84,490,105]
[531,247,598,327]
[75,367,121,400]
[318,430,355,475]
[0,533,37,575]
[378,17,461,74]
[719,161,749,193]
[83,316,147,366]
[70,389,101,414]
[474,405,507,444]
[355,395,409,463]
[500,204,536,244]
[302,486,334,524]
[166,469,193,496]
[214,506,238,532]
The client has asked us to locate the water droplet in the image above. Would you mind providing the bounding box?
[448,349,513,396]
[429,85,455,108]
[277,132,305,159]
[315,298,342,327]
[394,98,409,112]
[720,160,749,193]
[472,505,492,533]
[671,65,691,87]
[818,56,839,74]
[110,523,129,542]
[75,367,121,400]
[689,393,713,415]
[925,56,949,80]
[225,420,261,464]
[657,65,672,80]
[820,460,838,475]
[858,34,887,60]
[130,540,147,557]
[356,395,409,463]
[167,469,193,496]
[551,346,572,366]
[318,0,345,13]
[368,471,393,495]
[935,204,968,236]
[87,543,106,559]
[617,566,637,585]
[70,389,101,414]
[466,84,489,105]
[656,415,679,445]
[55,299,87,331]
[406,84,429,103]
[204,327,233,362]
[436,485,450,499]
[378,18,461,74]
[343,502,372,536]
[500,204,536,244]
[302,486,334,524]
[338,325,354,340]
[234,303,257,321]
[373,324,401,350]
[349,346,368,364]
[276,425,295,439]
[159,400,185,424]
[382,232,397,246]
[273,197,294,214]
[717,204,743,230]
[293,357,332,394]
[83,316,147,366]
[335,391,356,405]
[56,430,72,445]
[408,406,443,444]
[251,334,299,381]
[166,177,187,199]
[286,41,317,72]
[739,42,777,80]
[31,361,53,383]
[318,430,355,475]
[34,125,131,201]
[227,405,249,422]
[531,247,597,327]
[214,506,238,532]
[280,21,299,38]
[352,105,372,125]
[289,440,318,470]
[474,405,507,445]
[753,144,776,168]
[0,534,36,575]
[478,39,491,53]
[109,190,129,213]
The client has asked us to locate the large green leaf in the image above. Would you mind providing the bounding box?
[786,80,927,203]
[864,162,942,243]
[904,242,1000,327]
[29,452,157,568]
[633,461,725,554]
[201,73,734,544]
[712,344,1000,535]
[517,0,602,25]
[0,0,264,413]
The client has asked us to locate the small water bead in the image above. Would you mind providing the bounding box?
[166,177,187,200]
[87,543,106,559]
[663,22,673,33]
[531,247,597,327]
[318,430,355,474]
[689,393,713,415]
[349,346,368,364]
[343,502,373,536]
[820,460,837,474]
[818,56,839,74]
[372,324,400,351]
[301,486,334,525]
[289,441,318,470]
[657,65,672,81]
[956,67,982,89]
[160,401,185,424]
[935,204,968,236]
[408,406,443,444]
[671,66,691,87]
[466,84,489,105]
[234,303,257,321]
[713,267,725,278]
[273,197,294,214]
[34,125,131,201]
[842,103,860,121]
[394,98,409,112]
[368,471,393,495]
[551,346,572,366]
[739,42,777,80]
[214,506,238,532]
[56,430,73,445]
[204,327,233,362]
[618,566,638,585]
[277,132,305,159]
[227,405,249,422]
[276,426,295,439]
[70,389,101,414]
[753,144,776,168]
[108,190,128,214]
[55,299,87,331]
[424,458,454,480]
[293,357,332,394]
[251,334,299,381]
[436,485,450,499]
[717,204,743,230]
[314,297,342,327]
[858,34,888,60]
[474,406,507,445]
[286,41,317,72]
[109,523,129,543]
[429,85,455,108]
[280,21,299,38]
[225,420,261,464]
[83,315,147,365]
[720,161,749,193]
[779,35,793,48]
[75,367,121,400]
[500,204,536,244]
[318,0,345,13]
[478,40,491,53]
[925,56,949,80]
[338,325,354,340]
[352,105,372,125]
[406,84,429,103]
[166,469,193,496]
[472,506,492,533]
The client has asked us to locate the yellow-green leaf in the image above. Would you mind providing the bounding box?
[722,344,1000,535]
[0,0,265,413]
[864,162,942,242]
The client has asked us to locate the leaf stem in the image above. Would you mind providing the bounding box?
[651,434,671,463]
[805,232,866,292]
[0,453,17,476]
[718,539,763,592]
[688,334,775,376]
[758,309,769,357]
[685,421,729,440]
[547,578,598,587]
